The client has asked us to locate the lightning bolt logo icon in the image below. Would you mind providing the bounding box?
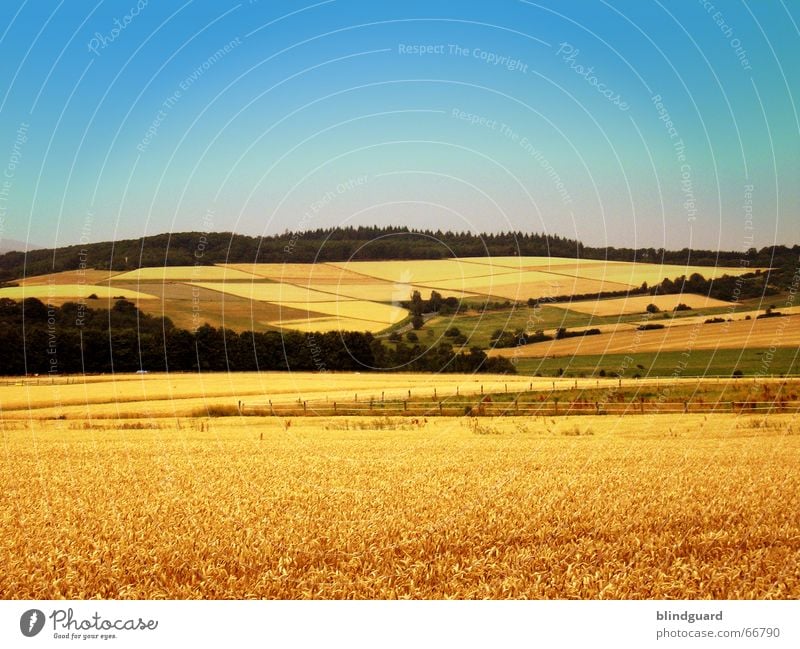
[20,608,45,637]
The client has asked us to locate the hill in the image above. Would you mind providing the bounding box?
[1,226,797,282]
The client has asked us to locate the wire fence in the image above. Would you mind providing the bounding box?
[239,399,800,418]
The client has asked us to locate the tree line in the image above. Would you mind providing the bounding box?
[0,298,515,376]
[2,226,797,282]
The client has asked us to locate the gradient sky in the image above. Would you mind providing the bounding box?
[0,0,797,252]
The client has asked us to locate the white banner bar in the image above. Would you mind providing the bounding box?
[1,600,797,649]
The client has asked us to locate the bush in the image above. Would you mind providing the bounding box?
[637,323,665,330]
[732,369,744,378]
[673,303,691,311]
[646,303,661,313]
[411,314,424,329]
[444,327,461,338]
[388,332,401,342]
[406,332,419,342]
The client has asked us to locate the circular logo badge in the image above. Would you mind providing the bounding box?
[20,609,45,637]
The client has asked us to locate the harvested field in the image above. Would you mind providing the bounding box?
[563,293,733,316]
[17,269,121,285]
[490,314,800,358]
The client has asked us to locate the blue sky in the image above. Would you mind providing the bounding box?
[0,0,797,251]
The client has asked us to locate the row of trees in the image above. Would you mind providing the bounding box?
[0,298,515,375]
[3,226,796,283]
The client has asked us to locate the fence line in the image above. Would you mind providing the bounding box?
[239,399,800,418]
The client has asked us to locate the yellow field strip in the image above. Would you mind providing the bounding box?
[561,293,733,316]
[2,372,792,419]
[0,284,157,300]
[110,266,262,282]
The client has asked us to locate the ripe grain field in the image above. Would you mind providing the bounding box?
[1,410,798,599]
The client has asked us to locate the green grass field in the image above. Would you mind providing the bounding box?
[511,347,799,378]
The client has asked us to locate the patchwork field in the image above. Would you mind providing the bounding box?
[193,281,347,303]
[458,256,749,284]
[1,406,797,599]
[6,256,757,335]
[327,259,511,283]
[222,263,383,282]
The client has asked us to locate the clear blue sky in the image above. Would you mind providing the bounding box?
[0,0,797,251]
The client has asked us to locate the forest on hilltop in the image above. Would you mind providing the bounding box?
[2,226,797,282]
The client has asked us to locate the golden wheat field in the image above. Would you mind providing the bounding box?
[1,409,798,599]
